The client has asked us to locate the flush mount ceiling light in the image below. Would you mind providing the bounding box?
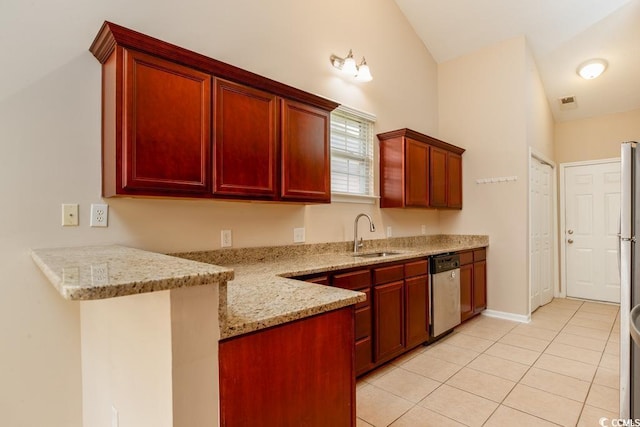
[577,58,608,80]
[330,50,373,82]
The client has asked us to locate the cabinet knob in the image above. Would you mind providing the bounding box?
[568,239,574,244]
[568,229,574,235]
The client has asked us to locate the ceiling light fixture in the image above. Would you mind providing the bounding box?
[577,58,608,80]
[330,50,373,82]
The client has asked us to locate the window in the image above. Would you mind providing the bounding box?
[330,106,376,202]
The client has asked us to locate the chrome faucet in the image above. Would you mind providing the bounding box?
[354,213,376,254]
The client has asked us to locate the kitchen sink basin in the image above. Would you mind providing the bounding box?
[353,251,402,258]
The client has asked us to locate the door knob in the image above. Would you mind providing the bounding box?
[568,230,574,235]
[568,239,574,244]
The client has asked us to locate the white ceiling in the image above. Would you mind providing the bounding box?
[394,0,640,122]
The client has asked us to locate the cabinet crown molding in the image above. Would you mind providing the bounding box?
[377,128,465,155]
[89,21,339,111]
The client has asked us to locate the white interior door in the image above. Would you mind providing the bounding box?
[564,160,621,303]
[531,157,554,311]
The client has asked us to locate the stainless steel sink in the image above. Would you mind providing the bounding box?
[353,251,402,258]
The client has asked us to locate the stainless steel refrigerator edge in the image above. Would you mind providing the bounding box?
[620,141,639,418]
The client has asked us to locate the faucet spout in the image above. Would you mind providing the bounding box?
[354,213,376,254]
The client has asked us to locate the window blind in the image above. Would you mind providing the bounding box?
[330,108,375,196]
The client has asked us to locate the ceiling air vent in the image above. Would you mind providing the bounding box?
[559,95,578,110]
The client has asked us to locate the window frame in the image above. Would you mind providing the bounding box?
[330,105,378,204]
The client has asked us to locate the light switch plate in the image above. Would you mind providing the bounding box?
[386,226,392,237]
[293,227,305,243]
[221,230,232,248]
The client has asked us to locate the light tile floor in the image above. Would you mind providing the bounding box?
[357,298,620,427]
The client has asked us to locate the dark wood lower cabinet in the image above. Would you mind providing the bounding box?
[332,270,373,375]
[301,257,431,376]
[460,263,474,322]
[219,307,355,427]
[374,280,405,363]
[458,248,487,321]
[473,259,487,313]
[405,274,430,348]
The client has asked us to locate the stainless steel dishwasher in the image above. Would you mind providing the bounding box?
[430,253,461,338]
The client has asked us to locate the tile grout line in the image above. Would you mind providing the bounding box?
[477,300,584,426]
[357,299,620,426]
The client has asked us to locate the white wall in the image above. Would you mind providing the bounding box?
[438,37,541,317]
[526,46,555,161]
[555,108,640,164]
[0,0,440,425]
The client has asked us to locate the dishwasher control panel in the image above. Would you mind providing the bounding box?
[430,253,460,274]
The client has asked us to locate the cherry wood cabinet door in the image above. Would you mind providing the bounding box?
[473,259,487,313]
[219,307,355,427]
[460,263,474,321]
[405,275,430,348]
[121,49,211,196]
[281,99,331,202]
[405,138,429,207]
[379,137,405,208]
[447,152,463,208]
[374,281,405,363]
[429,146,448,207]
[213,79,278,198]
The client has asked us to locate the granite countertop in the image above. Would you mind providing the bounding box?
[176,234,489,339]
[31,245,234,300]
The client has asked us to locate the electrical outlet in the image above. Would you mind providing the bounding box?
[386,226,392,237]
[91,264,109,285]
[293,227,305,243]
[90,204,109,227]
[421,225,427,235]
[221,229,232,248]
[62,204,79,226]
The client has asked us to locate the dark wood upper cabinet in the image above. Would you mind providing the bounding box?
[213,79,278,199]
[405,138,430,207]
[378,128,465,209]
[90,21,338,202]
[104,48,212,197]
[429,146,448,207]
[281,100,331,202]
[447,152,463,208]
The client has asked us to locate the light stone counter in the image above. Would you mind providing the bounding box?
[31,245,234,300]
[176,234,488,339]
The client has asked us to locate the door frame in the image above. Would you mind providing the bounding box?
[528,148,559,315]
[559,157,620,299]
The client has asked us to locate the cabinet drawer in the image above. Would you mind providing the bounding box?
[474,248,487,262]
[356,287,370,310]
[355,307,372,341]
[333,270,370,290]
[405,260,428,278]
[305,275,329,285]
[355,337,373,376]
[458,251,473,265]
[373,264,404,285]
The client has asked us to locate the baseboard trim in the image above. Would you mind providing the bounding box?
[481,309,530,323]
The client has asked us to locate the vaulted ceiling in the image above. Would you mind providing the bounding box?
[394,0,640,122]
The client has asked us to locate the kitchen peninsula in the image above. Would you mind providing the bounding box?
[32,234,488,426]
